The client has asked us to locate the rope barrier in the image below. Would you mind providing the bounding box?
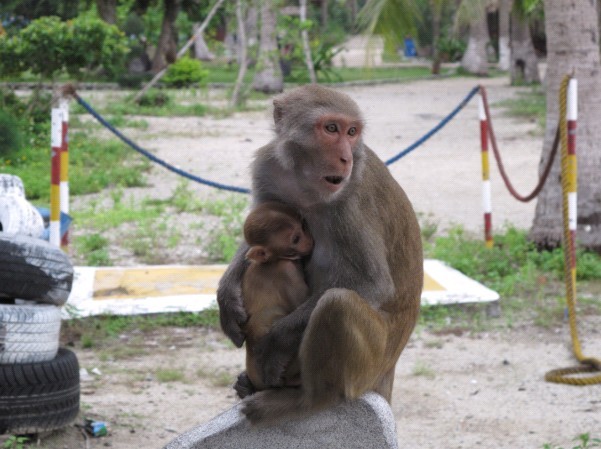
[384,86,480,166]
[73,86,483,191]
[479,85,560,203]
[73,94,251,194]
[544,75,601,386]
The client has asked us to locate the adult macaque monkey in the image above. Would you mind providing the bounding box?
[217,84,423,424]
[239,201,313,396]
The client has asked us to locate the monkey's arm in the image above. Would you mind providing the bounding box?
[217,243,250,347]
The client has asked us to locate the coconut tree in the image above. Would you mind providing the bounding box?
[530,0,601,250]
[457,0,489,75]
[497,0,512,70]
[252,0,283,93]
[509,0,540,83]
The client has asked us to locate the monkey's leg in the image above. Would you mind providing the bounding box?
[300,288,388,405]
[242,288,388,424]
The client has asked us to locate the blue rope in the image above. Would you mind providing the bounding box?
[75,86,480,193]
[384,86,481,166]
[75,95,251,194]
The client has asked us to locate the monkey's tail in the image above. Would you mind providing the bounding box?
[241,387,337,425]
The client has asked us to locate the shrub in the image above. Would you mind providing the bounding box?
[163,56,209,88]
[136,89,171,107]
[0,109,22,156]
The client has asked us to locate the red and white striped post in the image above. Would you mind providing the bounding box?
[59,98,70,247]
[479,90,493,248]
[566,79,578,285]
[50,107,63,247]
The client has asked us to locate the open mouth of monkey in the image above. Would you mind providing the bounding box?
[324,176,344,186]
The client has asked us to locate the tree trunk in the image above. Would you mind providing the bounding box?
[348,0,358,25]
[509,9,540,84]
[530,0,601,251]
[321,0,328,32]
[300,0,317,83]
[96,0,117,24]
[460,2,489,76]
[430,0,443,74]
[193,24,215,61]
[151,0,180,73]
[252,0,283,93]
[231,0,248,108]
[497,0,512,71]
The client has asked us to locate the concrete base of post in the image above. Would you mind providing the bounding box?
[163,392,398,449]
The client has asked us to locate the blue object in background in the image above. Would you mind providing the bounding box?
[404,37,417,57]
[36,207,72,241]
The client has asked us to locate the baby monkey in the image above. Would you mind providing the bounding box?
[236,201,313,398]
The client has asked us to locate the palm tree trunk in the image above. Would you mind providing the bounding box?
[497,0,512,71]
[509,8,540,84]
[530,0,601,251]
[430,0,443,74]
[252,0,283,93]
[460,2,489,76]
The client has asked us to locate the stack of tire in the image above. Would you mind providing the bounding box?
[0,174,79,435]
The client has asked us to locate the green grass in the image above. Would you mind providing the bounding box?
[204,195,249,262]
[422,225,601,330]
[496,86,546,131]
[156,368,186,383]
[0,132,149,202]
[61,308,221,348]
[543,433,601,449]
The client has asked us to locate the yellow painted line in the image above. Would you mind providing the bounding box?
[93,265,446,300]
[94,265,227,300]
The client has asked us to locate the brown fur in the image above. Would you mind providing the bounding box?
[241,202,313,392]
[217,85,423,424]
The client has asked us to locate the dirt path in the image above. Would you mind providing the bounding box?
[14,77,601,448]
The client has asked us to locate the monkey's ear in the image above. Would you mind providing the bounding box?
[246,246,271,263]
[273,98,284,125]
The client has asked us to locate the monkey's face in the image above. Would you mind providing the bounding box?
[274,222,313,260]
[311,114,362,196]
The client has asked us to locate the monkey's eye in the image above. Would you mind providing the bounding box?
[325,124,338,133]
[292,234,301,245]
[348,127,357,136]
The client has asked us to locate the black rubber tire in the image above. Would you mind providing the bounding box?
[0,348,80,435]
[0,234,73,306]
[0,303,61,364]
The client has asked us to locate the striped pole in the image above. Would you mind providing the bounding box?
[59,98,70,247]
[479,89,493,248]
[566,79,578,286]
[50,107,63,247]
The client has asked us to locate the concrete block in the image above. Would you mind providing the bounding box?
[164,392,398,449]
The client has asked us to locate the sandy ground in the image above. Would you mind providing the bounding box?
[7,76,601,448]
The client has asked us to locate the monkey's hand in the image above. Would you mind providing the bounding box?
[217,282,247,348]
[255,314,304,386]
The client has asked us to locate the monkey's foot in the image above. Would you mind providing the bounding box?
[234,371,256,399]
[241,387,304,425]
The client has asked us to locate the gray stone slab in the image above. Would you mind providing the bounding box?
[164,392,398,449]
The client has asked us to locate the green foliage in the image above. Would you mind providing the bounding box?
[437,36,466,62]
[14,16,67,79]
[0,109,23,156]
[76,233,112,266]
[163,56,209,88]
[0,15,129,80]
[136,89,172,107]
[543,433,601,449]
[0,133,148,201]
[204,196,249,262]
[2,435,29,449]
[426,226,601,298]
[64,16,129,78]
